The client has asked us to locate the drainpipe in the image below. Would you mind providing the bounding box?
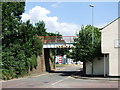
[104,54,106,77]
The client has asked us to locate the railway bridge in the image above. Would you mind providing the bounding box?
[38,36,76,48]
[34,36,77,73]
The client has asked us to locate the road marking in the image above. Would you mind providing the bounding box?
[51,76,70,86]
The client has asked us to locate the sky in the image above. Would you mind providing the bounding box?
[21,1,119,36]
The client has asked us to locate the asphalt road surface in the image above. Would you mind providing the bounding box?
[1,65,118,88]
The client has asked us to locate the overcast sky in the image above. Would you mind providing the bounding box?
[21,2,118,36]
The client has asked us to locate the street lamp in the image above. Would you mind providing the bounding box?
[90,5,105,77]
[89,4,94,76]
[54,31,59,69]
[89,4,94,46]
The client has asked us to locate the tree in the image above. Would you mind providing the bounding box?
[2,2,45,80]
[2,2,26,79]
[35,21,47,36]
[69,25,102,74]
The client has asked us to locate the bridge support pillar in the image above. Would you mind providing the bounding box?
[44,48,52,72]
[29,48,46,74]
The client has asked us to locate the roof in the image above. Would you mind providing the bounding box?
[100,17,120,30]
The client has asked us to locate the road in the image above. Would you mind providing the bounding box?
[1,65,118,88]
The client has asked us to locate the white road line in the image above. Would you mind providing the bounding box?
[51,76,70,86]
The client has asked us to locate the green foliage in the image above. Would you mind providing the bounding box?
[2,2,46,80]
[68,25,102,62]
[50,51,54,63]
[56,48,70,56]
[35,21,47,36]
[2,69,11,80]
[2,2,25,21]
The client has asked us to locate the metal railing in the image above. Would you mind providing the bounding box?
[38,36,78,44]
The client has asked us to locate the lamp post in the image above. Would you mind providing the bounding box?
[89,4,94,46]
[54,31,59,69]
[90,4,94,75]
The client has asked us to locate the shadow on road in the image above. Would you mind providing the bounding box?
[48,68,119,78]
[48,70,85,76]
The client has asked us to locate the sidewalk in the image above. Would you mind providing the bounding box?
[71,71,120,81]
[1,72,49,82]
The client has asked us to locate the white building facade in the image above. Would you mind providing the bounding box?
[101,18,120,76]
[86,18,120,76]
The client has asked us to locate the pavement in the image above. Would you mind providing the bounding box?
[71,74,119,81]
[55,64,119,81]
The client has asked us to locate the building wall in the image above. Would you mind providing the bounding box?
[86,56,109,75]
[118,18,120,76]
[101,18,120,76]
[86,61,92,75]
